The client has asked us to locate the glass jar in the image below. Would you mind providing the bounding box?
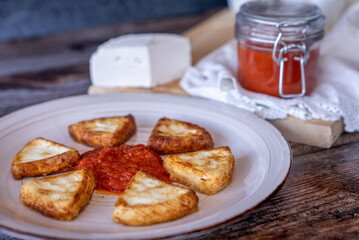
[235,1,325,98]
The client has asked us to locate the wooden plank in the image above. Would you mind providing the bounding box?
[88,80,187,96]
[182,9,235,64]
[270,116,344,149]
[88,8,344,148]
[290,131,359,156]
[0,65,89,88]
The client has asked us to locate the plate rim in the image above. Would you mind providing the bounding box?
[0,93,292,240]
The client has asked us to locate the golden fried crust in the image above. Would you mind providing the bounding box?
[11,137,80,180]
[68,114,136,148]
[147,117,214,154]
[20,168,96,221]
[164,146,234,195]
[113,171,198,226]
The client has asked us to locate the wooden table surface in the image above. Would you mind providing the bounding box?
[1,9,359,240]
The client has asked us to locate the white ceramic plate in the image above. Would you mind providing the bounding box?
[0,93,291,239]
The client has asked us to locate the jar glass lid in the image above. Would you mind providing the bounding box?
[241,1,322,23]
[236,1,325,43]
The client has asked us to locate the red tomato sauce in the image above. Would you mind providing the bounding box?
[237,44,319,97]
[75,144,171,193]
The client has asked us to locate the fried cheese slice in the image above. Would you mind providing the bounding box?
[164,146,234,195]
[20,168,96,221]
[11,137,80,180]
[147,117,213,154]
[113,171,198,226]
[68,114,136,148]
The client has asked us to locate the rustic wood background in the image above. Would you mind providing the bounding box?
[1,8,359,240]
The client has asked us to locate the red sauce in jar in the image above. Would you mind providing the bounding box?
[75,144,171,193]
[235,1,325,98]
[237,44,319,97]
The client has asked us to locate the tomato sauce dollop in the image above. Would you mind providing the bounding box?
[75,144,171,193]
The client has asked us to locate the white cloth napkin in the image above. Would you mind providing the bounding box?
[180,2,359,132]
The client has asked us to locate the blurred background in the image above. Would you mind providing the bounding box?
[0,0,227,41]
